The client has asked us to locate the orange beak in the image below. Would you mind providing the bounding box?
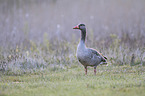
[73,25,79,29]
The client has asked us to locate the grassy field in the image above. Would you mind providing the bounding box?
[0,1,145,96]
[0,65,145,96]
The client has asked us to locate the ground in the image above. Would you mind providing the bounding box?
[0,65,145,96]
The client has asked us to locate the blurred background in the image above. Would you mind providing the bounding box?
[0,0,145,74]
[0,0,145,47]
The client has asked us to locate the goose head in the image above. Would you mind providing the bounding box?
[73,24,86,31]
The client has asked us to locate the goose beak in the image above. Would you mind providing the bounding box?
[73,25,79,29]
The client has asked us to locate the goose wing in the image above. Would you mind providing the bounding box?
[88,48,107,62]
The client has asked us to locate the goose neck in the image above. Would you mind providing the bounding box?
[80,29,86,43]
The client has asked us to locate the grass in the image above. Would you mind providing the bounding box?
[0,1,145,96]
[0,31,144,96]
[0,65,145,96]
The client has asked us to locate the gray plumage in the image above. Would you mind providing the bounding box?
[73,24,107,75]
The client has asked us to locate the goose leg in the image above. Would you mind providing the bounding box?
[84,66,87,75]
[94,66,96,75]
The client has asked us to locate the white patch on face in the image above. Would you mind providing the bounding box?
[79,25,85,30]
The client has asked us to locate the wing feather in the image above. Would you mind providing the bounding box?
[88,48,107,62]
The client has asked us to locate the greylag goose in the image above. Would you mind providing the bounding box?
[73,24,107,75]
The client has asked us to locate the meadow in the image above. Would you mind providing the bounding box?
[0,0,145,96]
[0,66,145,96]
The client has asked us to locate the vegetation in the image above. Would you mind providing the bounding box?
[0,66,145,96]
[0,0,145,96]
